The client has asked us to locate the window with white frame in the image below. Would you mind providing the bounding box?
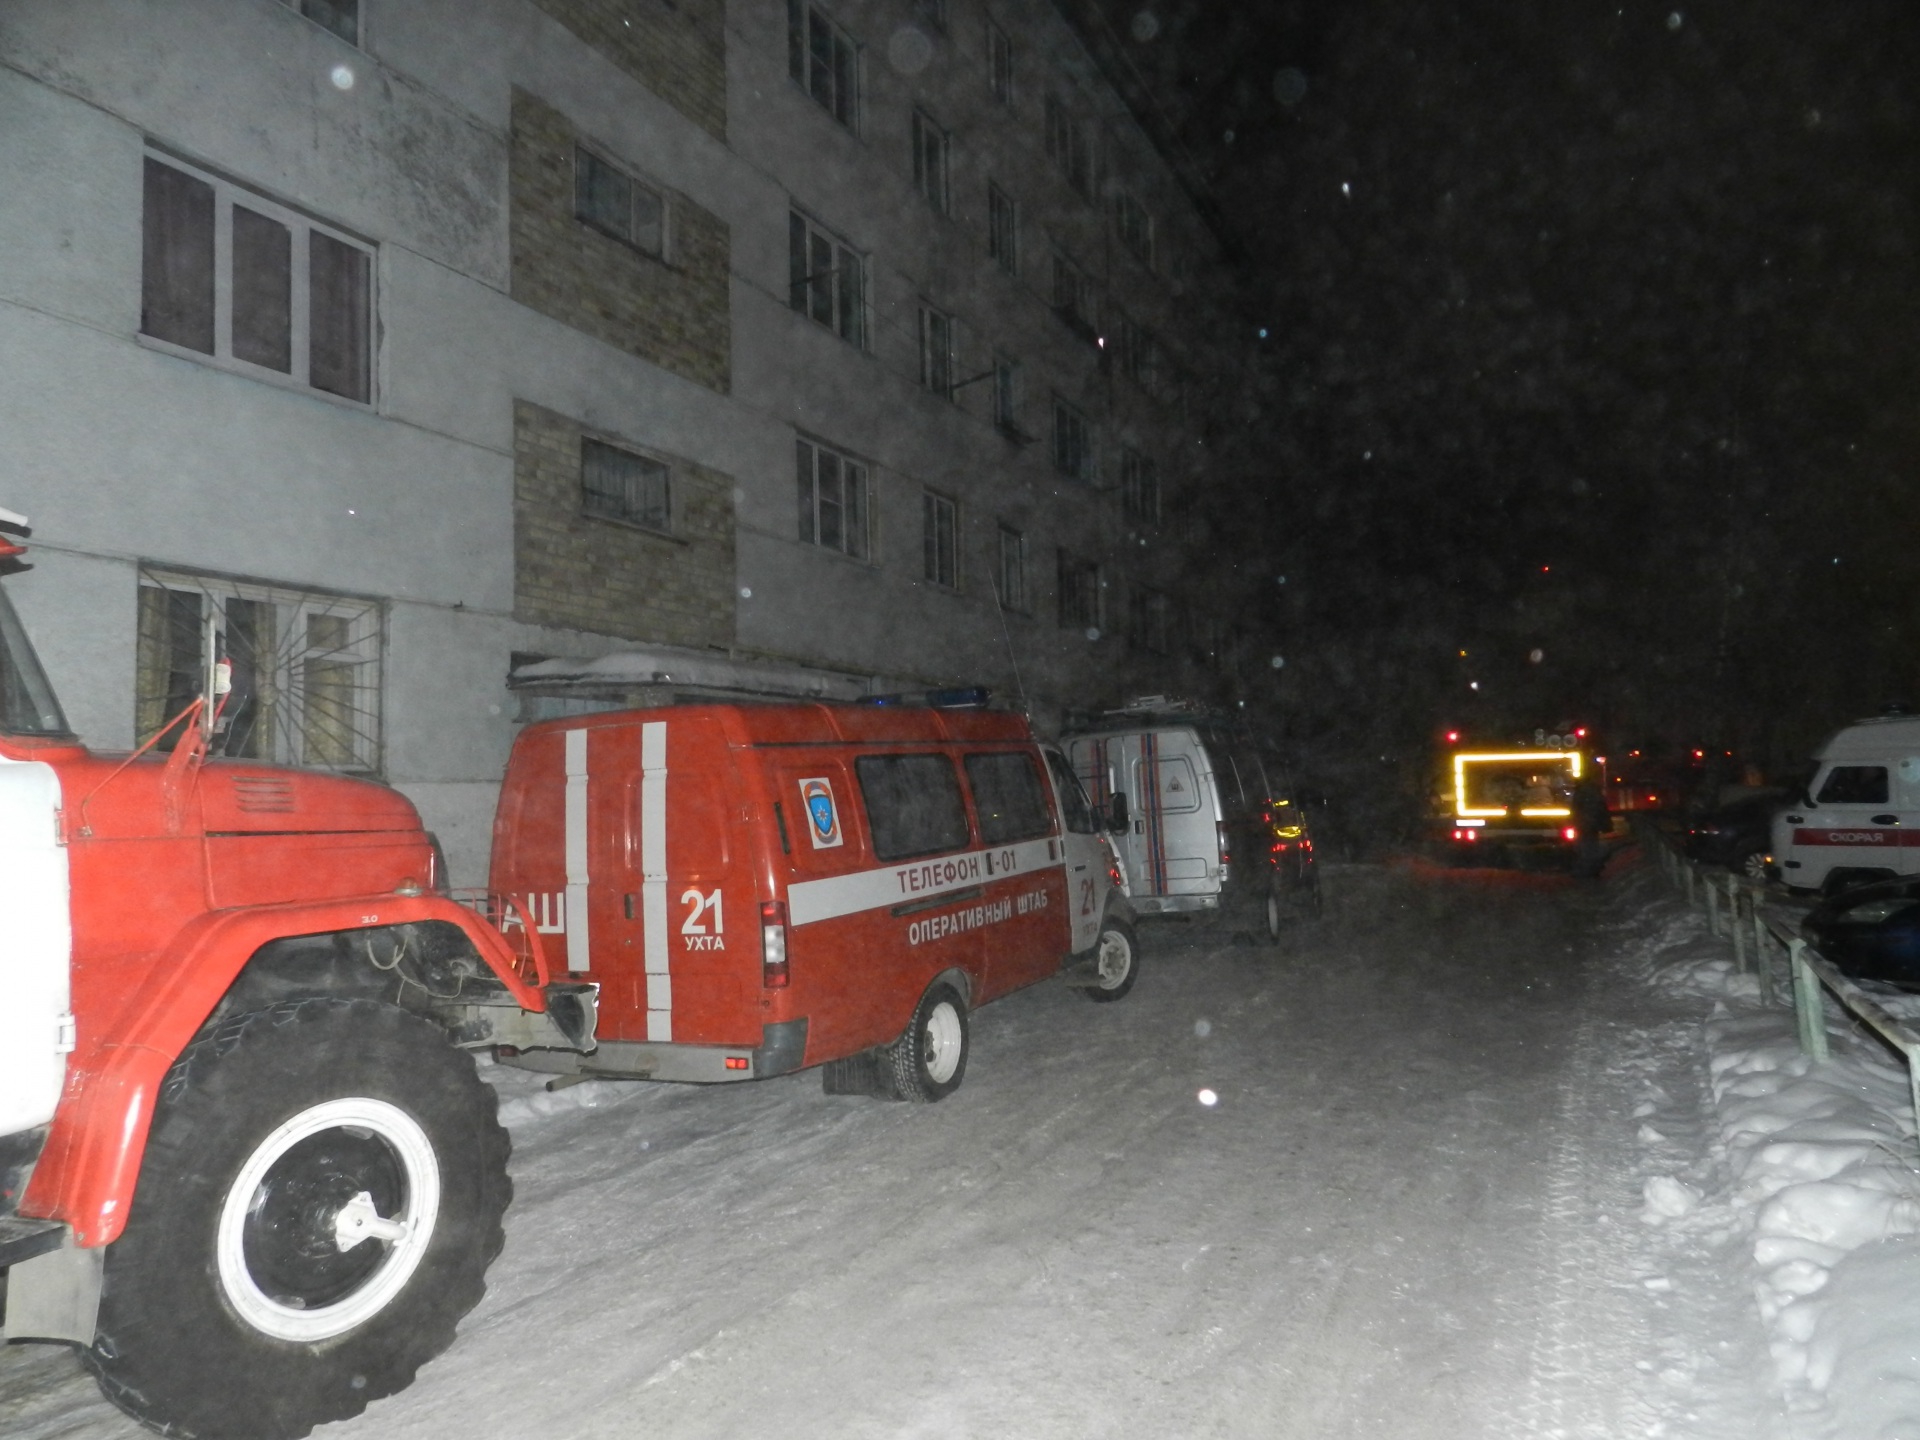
[1127,585,1171,654]
[919,305,955,399]
[788,210,866,347]
[922,490,959,589]
[992,353,1020,434]
[796,435,870,560]
[1056,550,1101,630]
[142,153,373,403]
[283,0,357,45]
[1052,397,1093,481]
[136,566,382,773]
[988,182,1018,274]
[1044,95,1095,200]
[912,110,950,215]
[788,0,859,129]
[574,147,665,257]
[1121,446,1159,525]
[1115,192,1154,267]
[582,438,671,533]
[996,523,1028,611]
[988,20,1014,104]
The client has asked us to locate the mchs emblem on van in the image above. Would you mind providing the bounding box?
[800,776,843,848]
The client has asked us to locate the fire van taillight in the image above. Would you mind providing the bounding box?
[1562,827,1579,842]
[761,900,790,989]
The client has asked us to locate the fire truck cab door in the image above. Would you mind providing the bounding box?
[0,757,72,1137]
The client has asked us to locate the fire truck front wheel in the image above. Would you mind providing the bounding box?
[1085,918,1139,1003]
[84,997,511,1440]
[887,983,969,1102]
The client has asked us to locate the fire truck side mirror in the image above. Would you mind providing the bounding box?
[1105,791,1130,833]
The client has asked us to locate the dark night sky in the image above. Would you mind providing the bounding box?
[1088,0,1920,788]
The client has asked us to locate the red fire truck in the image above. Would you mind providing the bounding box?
[0,512,1135,1438]
[0,513,593,1438]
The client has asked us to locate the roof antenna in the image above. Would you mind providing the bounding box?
[993,588,1031,718]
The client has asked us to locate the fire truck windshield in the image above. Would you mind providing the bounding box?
[0,588,71,737]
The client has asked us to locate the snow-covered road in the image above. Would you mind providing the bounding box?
[4,859,1777,1438]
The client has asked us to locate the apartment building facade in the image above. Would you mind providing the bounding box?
[0,0,1256,881]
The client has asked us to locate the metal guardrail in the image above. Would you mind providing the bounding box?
[1645,821,1920,1154]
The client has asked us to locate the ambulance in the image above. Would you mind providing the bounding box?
[485,701,1136,1100]
[1771,715,1920,894]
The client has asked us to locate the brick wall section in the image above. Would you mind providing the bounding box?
[514,399,737,646]
[527,0,726,141]
[510,88,731,393]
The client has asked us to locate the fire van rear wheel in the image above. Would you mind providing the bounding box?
[84,998,510,1440]
[887,983,969,1103]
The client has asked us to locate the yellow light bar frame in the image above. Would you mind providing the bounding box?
[1453,750,1584,818]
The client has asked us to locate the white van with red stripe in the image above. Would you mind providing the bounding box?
[1772,716,1920,894]
[487,702,1135,1100]
[1066,713,1319,937]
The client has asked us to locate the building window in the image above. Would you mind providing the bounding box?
[1056,550,1101,631]
[988,20,1014,104]
[283,0,358,45]
[911,110,950,215]
[136,566,382,773]
[992,353,1020,435]
[1115,192,1154,267]
[574,147,665,257]
[1052,397,1093,481]
[142,153,373,403]
[788,0,859,129]
[1121,446,1159,525]
[788,210,866,347]
[796,435,870,560]
[1118,316,1161,391]
[919,0,949,32]
[919,305,955,399]
[1051,250,1094,338]
[923,490,959,589]
[582,438,671,533]
[1127,585,1171,654]
[996,524,1028,612]
[987,183,1018,274]
[1044,96,1094,200]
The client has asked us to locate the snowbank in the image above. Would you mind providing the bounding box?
[1631,866,1920,1437]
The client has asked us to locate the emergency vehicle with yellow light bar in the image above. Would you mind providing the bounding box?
[1438,727,1605,870]
[485,700,1137,1098]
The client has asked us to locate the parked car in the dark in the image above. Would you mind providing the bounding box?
[1802,875,1920,988]
[1682,789,1786,879]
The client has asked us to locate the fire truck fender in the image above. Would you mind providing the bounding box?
[24,894,540,1249]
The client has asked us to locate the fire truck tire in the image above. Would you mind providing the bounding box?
[886,983,969,1102]
[84,997,510,1440]
[1085,918,1139,1002]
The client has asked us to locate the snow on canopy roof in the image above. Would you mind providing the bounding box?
[510,647,871,702]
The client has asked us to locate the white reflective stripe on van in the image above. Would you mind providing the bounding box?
[640,721,672,1041]
[787,836,1059,927]
[563,729,591,974]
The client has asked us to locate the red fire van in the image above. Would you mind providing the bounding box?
[486,702,1136,1100]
